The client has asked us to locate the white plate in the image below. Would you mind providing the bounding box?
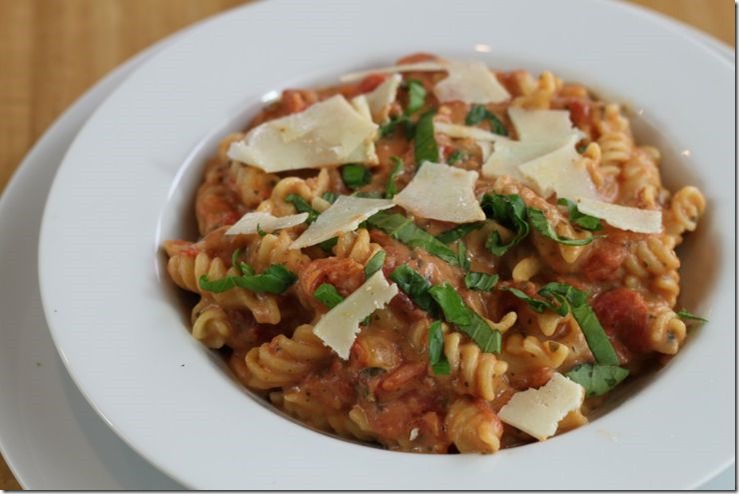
[0,3,732,490]
[36,0,735,489]
[0,30,182,492]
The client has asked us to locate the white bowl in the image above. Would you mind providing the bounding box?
[38,0,734,489]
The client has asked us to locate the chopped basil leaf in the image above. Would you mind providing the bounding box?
[676,309,708,323]
[464,272,499,292]
[428,282,501,353]
[528,208,597,246]
[379,115,415,139]
[414,110,439,165]
[314,283,344,309]
[385,157,404,199]
[198,264,297,295]
[405,79,426,114]
[571,304,620,366]
[576,144,587,154]
[505,281,619,365]
[341,164,372,190]
[390,265,438,315]
[231,248,242,273]
[354,191,384,198]
[480,193,529,256]
[256,223,267,237]
[432,359,451,375]
[285,194,319,223]
[364,251,386,278]
[321,191,338,204]
[557,198,602,231]
[465,105,508,136]
[428,320,451,375]
[538,282,588,308]
[436,222,484,244]
[319,236,338,253]
[368,212,459,266]
[504,287,556,314]
[456,241,471,271]
[566,363,629,397]
[447,150,466,165]
[197,274,235,293]
[239,262,255,276]
[428,283,471,325]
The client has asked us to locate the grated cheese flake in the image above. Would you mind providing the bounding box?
[312,270,398,359]
[225,211,308,236]
[393,161,485,223]
[576,198,663,234]
[498,373,585,441]
[290,195,394,249]
[227,95,378,172]
[434,61,510,104]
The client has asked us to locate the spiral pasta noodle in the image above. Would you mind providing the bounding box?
[167,250,281,324]
[444,398,503,453]
[191,298,233,349]
[648,306,687,355]
[664,186,706,241]
[243,324,332,389]
[504,333,570,370]
[444,333,508,401]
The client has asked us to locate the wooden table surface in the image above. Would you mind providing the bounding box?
[0,0,734,490]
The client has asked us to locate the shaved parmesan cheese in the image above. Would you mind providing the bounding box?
[499,373,585,441]
[312,270,398,359]
[508,107,584,142]
[227,95,378,172]
[434,61,510,104]
[482,139,562,182]
[393,162,485,223]
[350,94,372,121]
[225,211,308,235]
[434,122,505,142]
[518,136,599,200]
[340,61,449,83]
[363,74,402,123]
[290,195,394,249]
[576,198,663,234]
[477,140,494,162]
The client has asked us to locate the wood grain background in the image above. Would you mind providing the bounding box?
[0,0,734,489]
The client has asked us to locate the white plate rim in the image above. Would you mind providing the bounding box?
[35,0,736,489]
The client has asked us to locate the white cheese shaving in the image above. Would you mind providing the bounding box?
[434,122,505,142]
[393,161,485,223]
[225,211,308,236]
[508,107,584,142]
[477,141,494,162]
[350,94,372,121]
[340,61,449,83]
[312,270,398,359]
[518,136,598,200]
[576,198,663,234]
[290,195,394,250]
[434,61,510,104]
[482,138,562,182]
[362,73,402,123]
[227,95,378,172]
[498,373,585,441]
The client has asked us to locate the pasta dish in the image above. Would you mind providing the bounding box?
[163,53,706,453]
